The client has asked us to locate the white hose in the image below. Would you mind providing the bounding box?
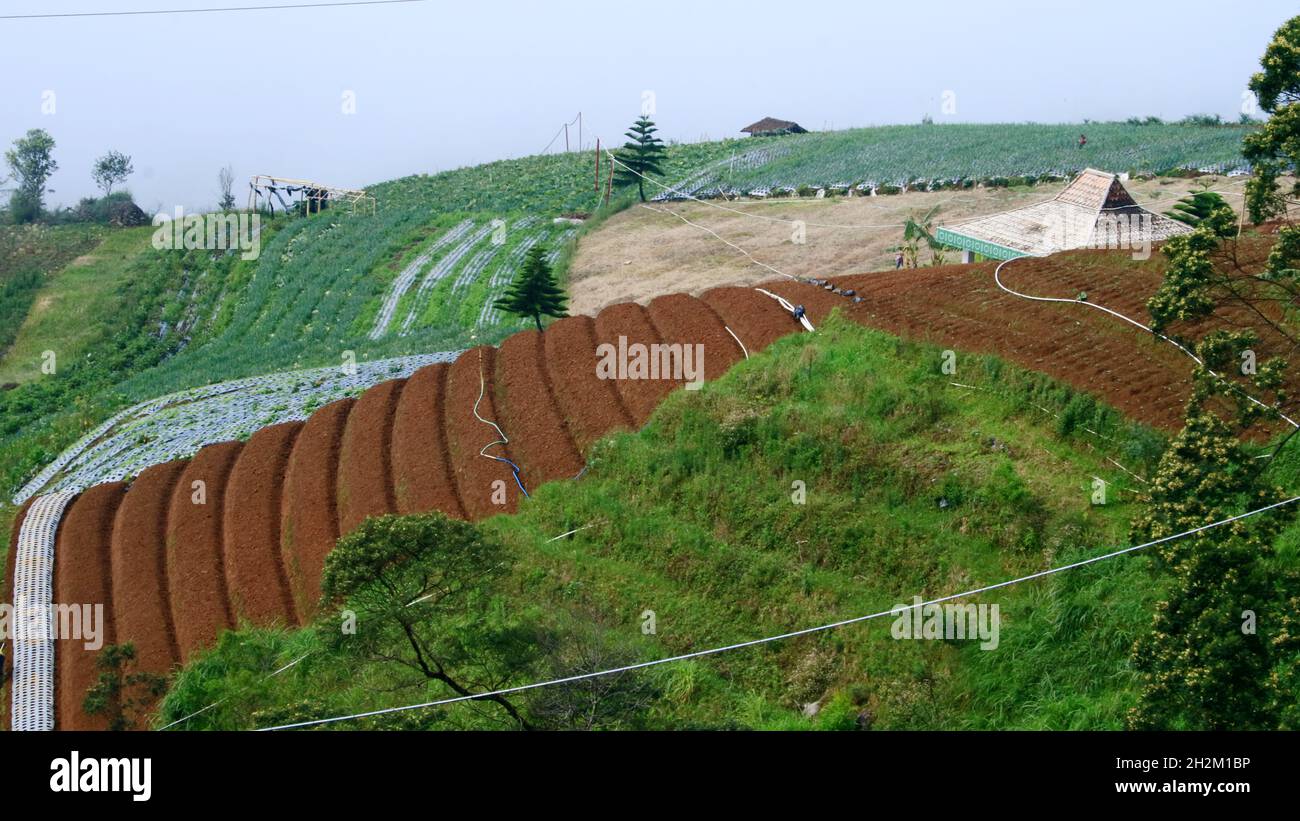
[724,326,749,360]
[754,287,815,331]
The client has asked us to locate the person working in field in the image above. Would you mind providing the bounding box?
[1078,133,1088,149]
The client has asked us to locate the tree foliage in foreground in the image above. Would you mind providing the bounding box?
[321,513,537,729]
[1133,223,1299,727]
[317,512,663,730]
[1131,20,1300,726]
[83,642,169,731]
[1243,15,1300,224]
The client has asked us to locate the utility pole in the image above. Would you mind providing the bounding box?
[605,151,613,205]
[564,122,569,152]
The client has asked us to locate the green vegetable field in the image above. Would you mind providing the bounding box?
[658,122,1254,197]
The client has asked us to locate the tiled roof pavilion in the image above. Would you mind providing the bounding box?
[935,168,1192,260]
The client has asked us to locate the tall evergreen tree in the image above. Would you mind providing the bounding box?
[613,116,667,202]
[493,245,568,332]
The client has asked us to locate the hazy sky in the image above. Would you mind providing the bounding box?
[1,0,1294,211]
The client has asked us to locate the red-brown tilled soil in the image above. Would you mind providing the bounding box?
[337,379,405,534]
[592,301,674,427]
[827,252,1237,431]
[700,285,805,354]
[55,482,125,730]
[444,346,521,517]
[644,292,742,383]
[541,315,634,453]
[223,422,302,627]
[21,255,1279,730]
[390,364,465,518]
[494,330,584,485]
[110,460,188,692]
[166,441,242,663]
[11,288,815,729]
[280,399,353,621]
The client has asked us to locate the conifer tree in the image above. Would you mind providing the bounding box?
[613,116,667,202]
[493,245,568,332]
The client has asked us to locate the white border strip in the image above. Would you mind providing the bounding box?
[10,490,77,731]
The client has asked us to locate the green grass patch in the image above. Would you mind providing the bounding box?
[0,224,119,381]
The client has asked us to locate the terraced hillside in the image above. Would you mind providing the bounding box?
[0,124,1254,504]
[165,318,1167,731]
[832,236,1296,432]
[5,281,817,729]
[18,125,1248,402]
[11,232,1300,729]
[0,120,1281,730]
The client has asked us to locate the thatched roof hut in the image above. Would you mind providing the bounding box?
[935,169,1191,260]
[740,117,808,136]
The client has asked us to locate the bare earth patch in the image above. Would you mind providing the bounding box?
[566,175,1258,316]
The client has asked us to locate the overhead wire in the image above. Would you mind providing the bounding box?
[256,494,1300,730]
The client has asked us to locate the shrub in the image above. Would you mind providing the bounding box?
[61,191,144,225]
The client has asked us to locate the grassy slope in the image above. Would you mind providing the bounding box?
[0,227,153,385]
[0,223,106,370]
[160,315,1174,730]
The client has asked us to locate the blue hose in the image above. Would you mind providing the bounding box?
[489,455,530,497]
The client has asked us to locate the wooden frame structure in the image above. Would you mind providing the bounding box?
[247,175,377,216]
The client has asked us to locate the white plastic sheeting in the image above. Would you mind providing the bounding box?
[9,490,77,731]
